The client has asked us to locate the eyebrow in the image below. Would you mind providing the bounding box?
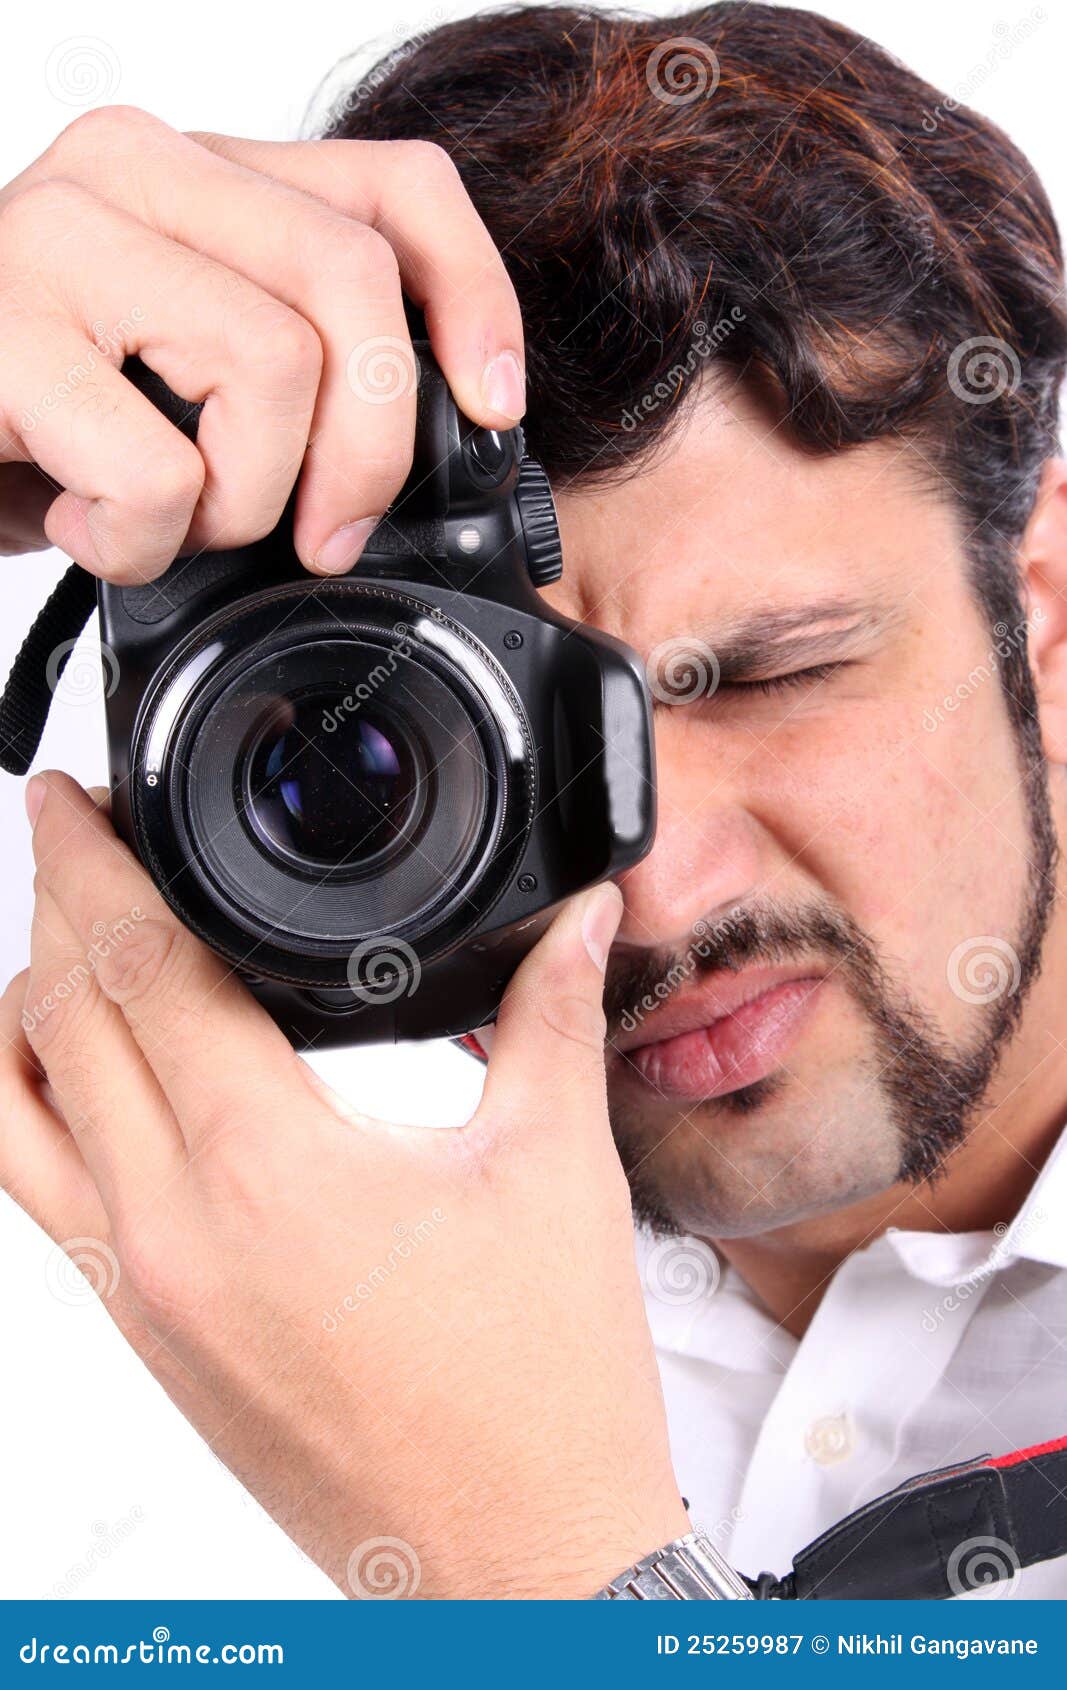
[679,598,903,684]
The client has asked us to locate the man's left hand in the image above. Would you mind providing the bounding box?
[0,772,688,1598]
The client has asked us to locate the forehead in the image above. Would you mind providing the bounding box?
[547,377,966,642]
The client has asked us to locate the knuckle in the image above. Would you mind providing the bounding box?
[235,297,323,394]
[119,1233,197,1326]
[96,915,183,1007]
[47,104,163,165]
[348,442,415,504]
[399,139,462,195]
[89,436,204,578]
[130,437,206,524]
[308,217,401,295]
[0,178,93,249]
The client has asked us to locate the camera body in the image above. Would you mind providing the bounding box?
[98,350,655,1049]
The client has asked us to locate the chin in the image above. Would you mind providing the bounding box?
[609,1083,903,1239]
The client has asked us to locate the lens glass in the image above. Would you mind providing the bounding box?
[246,695,419,867]
[139,602,536,984]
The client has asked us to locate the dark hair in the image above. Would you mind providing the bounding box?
[328,2,1067,730]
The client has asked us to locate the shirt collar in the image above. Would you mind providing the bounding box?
[638,1123,1067,1358]
[885,1121,1067,1286]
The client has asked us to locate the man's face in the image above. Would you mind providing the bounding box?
[548,376,1059,1241]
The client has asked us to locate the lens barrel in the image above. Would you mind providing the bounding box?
[130,584,536,988]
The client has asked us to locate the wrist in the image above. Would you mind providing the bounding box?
[505,1496,695,1601]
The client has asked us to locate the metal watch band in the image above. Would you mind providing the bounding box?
[594,1530,754,1600]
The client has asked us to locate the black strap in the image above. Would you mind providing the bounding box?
[0,562,98,775]
[746,1437,1067,1599]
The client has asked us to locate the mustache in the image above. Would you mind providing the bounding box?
[602,897,873,1039]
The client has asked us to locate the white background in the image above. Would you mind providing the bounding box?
[0,0,1062,1599]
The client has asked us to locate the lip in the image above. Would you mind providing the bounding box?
[613,965,824,1103]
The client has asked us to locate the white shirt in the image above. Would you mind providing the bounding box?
[639,1126,1067,1598]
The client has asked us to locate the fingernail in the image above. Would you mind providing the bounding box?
[25,776,45,829]
[581,883,623,974]
[314,516,381,575]
[481,350,526,422]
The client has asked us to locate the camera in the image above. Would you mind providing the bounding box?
[90,345,655,1048]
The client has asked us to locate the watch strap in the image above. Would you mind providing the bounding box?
[594,1530,754,1600]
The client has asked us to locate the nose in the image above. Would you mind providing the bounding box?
[615,717,766,950]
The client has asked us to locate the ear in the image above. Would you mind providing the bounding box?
[1019,459,1067,765]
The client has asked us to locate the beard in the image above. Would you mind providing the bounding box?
[601,748,1058,1240]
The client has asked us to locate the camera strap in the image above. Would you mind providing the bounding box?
[0,559,97,775]
[743,1434,1067,1598]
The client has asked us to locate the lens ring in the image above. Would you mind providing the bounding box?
[129,583,537,989]
[183,639,492,944]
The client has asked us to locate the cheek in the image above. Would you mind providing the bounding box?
[765,689,1031,1026]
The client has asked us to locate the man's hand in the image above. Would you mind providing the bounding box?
[0,107,525,578]
[0,773,689,1599]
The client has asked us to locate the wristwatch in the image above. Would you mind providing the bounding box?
[594,1530,754,1599]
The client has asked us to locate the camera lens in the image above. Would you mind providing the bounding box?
[245,696,419,868]
[133,589,536,990]
[175,626,506,947]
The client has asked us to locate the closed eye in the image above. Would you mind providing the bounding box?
[724,661,847,697]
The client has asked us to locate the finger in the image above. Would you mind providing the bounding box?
[0,315,202,584]
[0,969,107,1240]
[28,771,302,1150]
[27,883,185,1219]
[191,134,526,430]
[0,182,322,573]
[25,113,417,571]
[478,883,623,1131]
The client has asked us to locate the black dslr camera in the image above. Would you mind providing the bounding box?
[5,345,652,1048]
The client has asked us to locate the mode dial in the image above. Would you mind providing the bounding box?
[515,458,564,587]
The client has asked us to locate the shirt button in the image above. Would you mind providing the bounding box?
[805,1413,855,1466]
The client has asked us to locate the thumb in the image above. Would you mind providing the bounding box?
[478,882,623,1126]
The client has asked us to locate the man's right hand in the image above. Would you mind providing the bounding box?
[0,106,525,580]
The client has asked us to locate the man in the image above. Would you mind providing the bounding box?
[1,1,1065,1597]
